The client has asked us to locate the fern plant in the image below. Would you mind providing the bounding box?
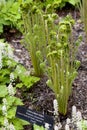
[78,0,87,40]
[46,15,81,115]
[21,2,47,77]
[21,1,81,115]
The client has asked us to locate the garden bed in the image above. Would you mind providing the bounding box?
[1,9,87,130]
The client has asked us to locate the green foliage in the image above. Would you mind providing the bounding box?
[79,120,87,130]
[14,64,40,88]
[78,0,87,41]
[0,54,39,89]
[0,85,8,98]
[21,0,81,115]
[46,15,81,115]
[33,124,44,130]
[68,0,80,6]
[0,87,28,130]
[0,0,23,34]
[0,40,40,129]
[0,40,40,88]
[0,0,80,35]
[61,0,79,7]
[21,2,47,77]
[33,0,79,10]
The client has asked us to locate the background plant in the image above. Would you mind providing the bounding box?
[78,0,87,40]
[32,0,80,10]
[0,0,80,36]
[0,0,23,34]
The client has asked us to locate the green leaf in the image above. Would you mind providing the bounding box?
[0,104,2,113]
[0,116,4,125]
[0,85,8,97]
[7,107,16,119]
[6,96,16,108]
[0,0,22,34]
[19,119,29,126]
[12,118,28,130]
[13,64,27,78]
[14,97,23,105]
[69,0,79,5]
[3,58,17,68]
[74,60,81,69]
[0,68,11,84]
[46,79,53,89]
[33,124,44,130]
[20,76,40,88]
[16,83,23,88]
[0,24,3,33]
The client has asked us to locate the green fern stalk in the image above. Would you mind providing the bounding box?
[46,15,80,115]
[21,3,46,76]
[79,0,87,40]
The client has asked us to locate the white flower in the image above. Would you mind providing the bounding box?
[1,127,6,130]
[2,105,7,116]
[58,122,62,129]
[65,124,70,130]
[2,98,7,105]
[0,41,14,69]
[66,118,71,125]
[53,99,58,116]
[76,111,82,121]
[9,123,15,130]
[0,50,2,69]
[54,125,59,130]
[7,45,13,59]
[10,73,14,83]
[72,105,77,123]
[54,123,62,130]
[4,118,9,127]
[7,83,15,96]
[0,42,5,51]
[72,106,77,115]
[45,123,49,130]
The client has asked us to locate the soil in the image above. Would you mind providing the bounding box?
[1,9,87,130]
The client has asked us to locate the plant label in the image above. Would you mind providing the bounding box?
[16,106,54,130]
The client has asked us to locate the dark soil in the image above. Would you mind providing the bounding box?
[1,9,87,130]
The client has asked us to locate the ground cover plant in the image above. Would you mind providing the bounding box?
[78,0,87,39]
[0,40,39,129]
[0,0,79,36]
[0,0,23,34]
